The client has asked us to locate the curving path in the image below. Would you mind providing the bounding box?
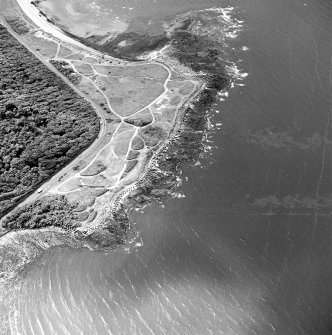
[0,0,202,233]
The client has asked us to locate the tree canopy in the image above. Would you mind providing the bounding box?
[0,25,99,216]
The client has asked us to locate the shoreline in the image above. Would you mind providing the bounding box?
[0,77,213,281]
[27,0,170,62]
[1,0,180,227]
[15,0,125,62]
[0,0,232,278]
[0,16,203,234]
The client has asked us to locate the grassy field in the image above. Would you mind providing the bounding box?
[0,3,206,236]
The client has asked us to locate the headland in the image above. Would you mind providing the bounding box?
[0,0,231,277]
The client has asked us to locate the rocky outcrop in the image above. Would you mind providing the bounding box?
[0,206,129,280]
[0,10,232,278]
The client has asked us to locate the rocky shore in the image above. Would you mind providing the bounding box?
[119,15,231,206]
[0,7,232,279]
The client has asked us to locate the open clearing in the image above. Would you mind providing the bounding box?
[0,0,202,232]
[93,76,164,117]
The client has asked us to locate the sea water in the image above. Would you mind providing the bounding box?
[37,0,222,35]
[2,0,332,334]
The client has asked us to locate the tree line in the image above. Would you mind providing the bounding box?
[0,25,99,217]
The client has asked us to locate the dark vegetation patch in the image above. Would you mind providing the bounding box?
[139,125,166,148]
[126,150,139,160]
[65,188,108,212]
[80,160,107,176]
[85,206,129,250]
[86,210,97,222]
[5,16,30,35]
[131,136,145,150]
[65,13,233,91]
[124,113,153,127]
[76,211,90,221]
[169,31,230,91]
[99,32,169,60]
[0,26,99,217]
[67,30,169,61]
[124,159,138,173]
[2,195,79,230]
[49,60,81,85]
[2,193,129,250]
[128,15,231,206]
[129,88,216,206]
[1,13,231,251]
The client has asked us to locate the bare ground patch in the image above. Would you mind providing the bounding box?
[102,159,125,178]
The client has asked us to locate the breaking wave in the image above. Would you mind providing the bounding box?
[0,6,246,334]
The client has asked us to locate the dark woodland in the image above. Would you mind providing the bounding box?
[0,25,99,217]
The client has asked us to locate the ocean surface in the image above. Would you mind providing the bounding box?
[3,0,332,334]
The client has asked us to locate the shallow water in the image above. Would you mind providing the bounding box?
[37,0,222,35]
[3,0,332,334]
